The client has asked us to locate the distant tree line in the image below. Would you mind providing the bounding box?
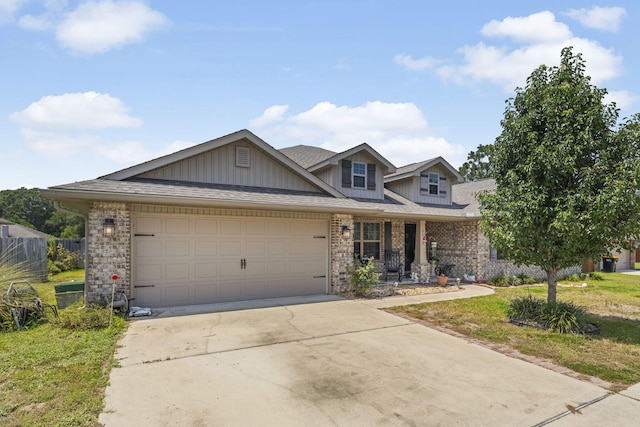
[0,188,84,239]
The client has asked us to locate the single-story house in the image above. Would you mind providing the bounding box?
[41,129,577,308]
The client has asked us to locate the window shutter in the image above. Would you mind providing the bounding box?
[342,159,352,188]
[439,175,447,195]
[367,163,376,190]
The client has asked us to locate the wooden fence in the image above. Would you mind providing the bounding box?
[56,238,86,266]
[0,237,48,282]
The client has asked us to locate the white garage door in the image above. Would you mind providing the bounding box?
[132,213,329,308]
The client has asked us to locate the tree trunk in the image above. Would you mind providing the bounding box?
[546,268,558,303]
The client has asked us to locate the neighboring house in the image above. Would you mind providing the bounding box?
[0,218,50,239]
[0,218,49,281]
[41,129,577,308]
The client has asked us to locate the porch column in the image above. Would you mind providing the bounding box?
[413,220,431,283]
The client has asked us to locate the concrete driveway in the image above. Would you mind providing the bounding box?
[100,287,640,426]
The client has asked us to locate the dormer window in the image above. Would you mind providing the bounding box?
[428,173,439,195]
[353,162,366,188]
[420,171,447,197]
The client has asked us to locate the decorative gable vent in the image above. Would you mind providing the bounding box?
[236,146,250,167]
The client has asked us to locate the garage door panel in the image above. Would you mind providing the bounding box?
[219,281,245,301]
[246,281,267,299]
[165,263,190,280]
[220,261,242,277]
[194,241,217,256]
[136,263,163,281]
[220,220,241,235]
[194,283,219,302]
[267,241,286,255]
[164,285,191,305]
[194,262,218,278]
[267,221,286,235]
[134,214,328,307]
[266,260,287,276]
[245,260,266,276]
[166,241,190,257]
[245,241,265,256]
[220,241,242,256]
[246,220,266,235]
[195,219,218,234]
[136,217,162,234]
[166,218,190,234]
[136,241,162,257]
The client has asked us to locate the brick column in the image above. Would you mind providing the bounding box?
[86,202,130,303]
[330,214,353,294]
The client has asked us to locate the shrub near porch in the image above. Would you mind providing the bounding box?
[389,273,640,391]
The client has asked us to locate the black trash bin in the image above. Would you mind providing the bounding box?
[601,256,618,273]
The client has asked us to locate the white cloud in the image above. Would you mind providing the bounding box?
[393,54,440,71]
[18,14,53,30]
[249,105,289,127]
[251,101,468,167]
[0,0,26,22]
[434,11,623,92]
[56,0,168,54]
[10,92,194,165]
[481,11,572,43]
[10,91,142,130]
[604,90,638,111]
[565,6,626,32]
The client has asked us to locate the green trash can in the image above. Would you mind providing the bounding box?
[54,281,84,309]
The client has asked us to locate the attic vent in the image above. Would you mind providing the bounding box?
[236,146,250,167]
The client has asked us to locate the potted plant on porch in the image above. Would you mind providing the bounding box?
[435,264,454,287]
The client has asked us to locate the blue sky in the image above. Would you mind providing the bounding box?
[1,1,638,190]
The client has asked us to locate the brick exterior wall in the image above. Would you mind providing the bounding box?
[83,201,580,303]
[86,202,131,304]
[425,219,579,281]
[330,214,354,293]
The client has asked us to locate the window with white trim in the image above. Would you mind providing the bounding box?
[420,171,447,196]
[353,221,381,260]
[353,162,366,188]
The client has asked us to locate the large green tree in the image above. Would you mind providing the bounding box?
[460,143,494,181]
[478,47,640,303]
[0,188,84,238]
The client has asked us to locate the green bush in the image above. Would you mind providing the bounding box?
[589,271,604,281]
[489,275,510,287]
[50,304,123,331]
[508,296,587,334]
[508,294,545,321]
[538,301,586,334]
[515,274,537,285]
[347,257,380,295]
[47,238,81,275]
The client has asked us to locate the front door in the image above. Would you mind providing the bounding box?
[404,224,416,272]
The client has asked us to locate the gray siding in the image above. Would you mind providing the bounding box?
[138,140,322,193]
[314,153,385,200]
[387,164,453,205]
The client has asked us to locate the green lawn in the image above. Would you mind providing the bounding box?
[0,270,127,426]
[390,273,640,391]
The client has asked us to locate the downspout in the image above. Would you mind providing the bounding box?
[54,201,88,308]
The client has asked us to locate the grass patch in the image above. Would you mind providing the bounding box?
[390,273,640,390]
[1,270,127,426]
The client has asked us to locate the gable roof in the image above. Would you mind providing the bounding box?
[102,129,346,199]
[384,157,463,183]
[281,143,396,174]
